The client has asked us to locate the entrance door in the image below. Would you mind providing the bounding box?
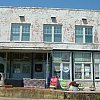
[0,62,6,82]
[0,63,4,73]
[34,62,45,79]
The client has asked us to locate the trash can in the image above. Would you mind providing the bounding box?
[0,73,5,86]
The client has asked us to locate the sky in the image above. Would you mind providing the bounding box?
[0,0,99,10]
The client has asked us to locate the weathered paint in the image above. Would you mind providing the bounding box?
[0,7,100,51]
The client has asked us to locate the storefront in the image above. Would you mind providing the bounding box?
[52,51,100,87]
[0,51,100,87]
[0,51,51,87]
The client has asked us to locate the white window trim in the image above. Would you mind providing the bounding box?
[60,62,71,80]
[75,26,93,43]
[44,24,62,43]
[11,23,31,42]
[74,63,93,80]
[94,63,100,80]
[52,51,71,80]
[94,53,100,80]
[52,26,54,42]
[83,27,85,43]
[20,25,22,41]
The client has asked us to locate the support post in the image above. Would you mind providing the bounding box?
[31,53,33,79]
[46,52,48,88]
[9,52,11,78]
[72,52,74,81]
[92,52,95,87]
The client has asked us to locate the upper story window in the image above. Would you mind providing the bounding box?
[75,26,93,43]
[11,24,31,41]
[43,24,62,42]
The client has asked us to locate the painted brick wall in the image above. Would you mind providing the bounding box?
[0,7,100,50]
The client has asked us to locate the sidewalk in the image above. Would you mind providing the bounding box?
[83,86,100,91]
[0,97,33,100]
[0,97,58,100]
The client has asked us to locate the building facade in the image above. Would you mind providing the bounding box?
[0,7,100,87]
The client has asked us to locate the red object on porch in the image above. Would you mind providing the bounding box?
[49,76,58,89]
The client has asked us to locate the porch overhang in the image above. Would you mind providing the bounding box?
[0,46,53,52]
[0,42,53,52]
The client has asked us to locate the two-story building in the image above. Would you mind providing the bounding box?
[0,7,100,87]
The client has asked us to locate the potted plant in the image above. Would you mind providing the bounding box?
[78,84,84,91]
[89,85,96,91]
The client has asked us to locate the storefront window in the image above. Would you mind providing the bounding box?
[53,52,70,62]
[53,52,71,80]
[94,53,100,62]
[94,53,100,79]
[53,63,60,78]
[22,63,31,73]
[62,63,70,79]
[53,52,62,61]
[84,64,91,79]
[75,64,82,79]
[62,52,70,62]
[74,52,91,62]
[11,52,31,79]
[94,64,100,79]
[13,63,21,73]
[74,52,92,80]
[75,63,91,79]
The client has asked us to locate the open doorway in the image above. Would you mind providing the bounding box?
[0,64,4,73]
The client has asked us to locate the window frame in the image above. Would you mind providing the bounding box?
[52,51,72,80]
[11,23,31,41]
[75,26,93,43]
[74,52,93,80]
[94,63,100,80]
[43,24,62,42]
[74,63,92,80]
[94,53,100,80]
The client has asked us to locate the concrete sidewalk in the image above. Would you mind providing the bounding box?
[0,97,58,100]
[0,97,33,100]
[83,86,100,91]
